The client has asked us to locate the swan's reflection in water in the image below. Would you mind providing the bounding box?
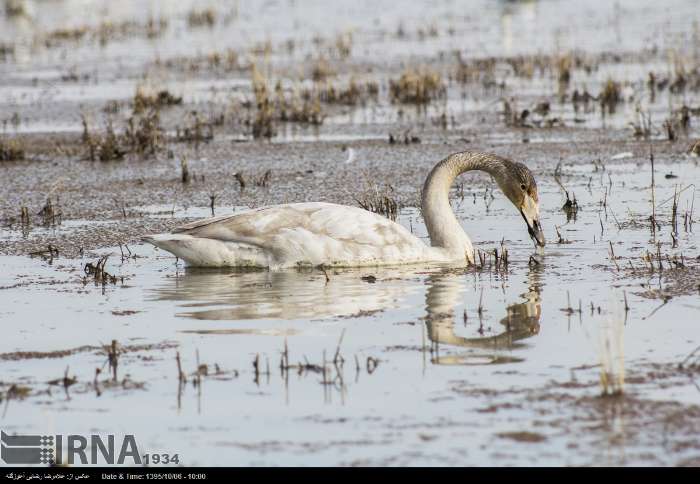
[149,267,422,322]
[149,266,542,364]
[426,268,542,365]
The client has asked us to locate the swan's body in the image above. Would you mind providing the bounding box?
[144,202,452,268]
[144,151,544,269]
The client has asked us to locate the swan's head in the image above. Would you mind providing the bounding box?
[498,162,545,247]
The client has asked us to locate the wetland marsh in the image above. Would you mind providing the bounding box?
[1,0,700,467]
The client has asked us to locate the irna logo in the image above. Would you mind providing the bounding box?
[1,431,142,465]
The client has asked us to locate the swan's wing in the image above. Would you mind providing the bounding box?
[172,213,243,233]
[172,204,317,248]
[288,203,430,264]
[306,203,418,248]
[170,202,429,265]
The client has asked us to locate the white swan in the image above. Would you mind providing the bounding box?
[143,151,545,268]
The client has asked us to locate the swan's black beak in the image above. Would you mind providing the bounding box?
[520,195,545,247]
[524,214,546,247]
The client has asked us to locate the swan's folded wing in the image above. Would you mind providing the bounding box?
[172,213,240,233]
[307,204,414,247]
[171,205,317,248]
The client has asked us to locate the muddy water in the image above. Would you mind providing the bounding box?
[2,0,700,468]
[1,157,699,466]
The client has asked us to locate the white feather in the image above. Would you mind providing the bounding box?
[144,203,454,269]
[143,151,541,269]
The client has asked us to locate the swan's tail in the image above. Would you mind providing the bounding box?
[142,233,268,268]
[142,233,189,254]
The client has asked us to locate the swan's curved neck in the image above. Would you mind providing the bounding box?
[421,151,506,261]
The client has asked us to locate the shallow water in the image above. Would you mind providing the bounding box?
[1,156,699,466]
[2,0,700,468]
[2,0,698,137]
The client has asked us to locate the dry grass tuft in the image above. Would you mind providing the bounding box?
[250,67,325,138]
[124,108,162,155]
[251,67,276,139]
[311,58,335,81]
[334,32,353,59]
[355,182,399,221]
[0,42,15,61]
[81,101,163,160]
[599,78,622,114]
[278,84,324,125]
[81,115,126,161]
[157,48,239,74]
[663,105,690,141]
[5,0,27,17]
[0,136,25,161]
[556,54,572,85]
[175,111,214,144]
[187,8,217,28]
[133,87,182,114]
[455,55,497,85]
[206,49,238,71]
[390,68,445,105]
[317,77,379,106]
[96,18,168,45]
[40,17,168,48]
